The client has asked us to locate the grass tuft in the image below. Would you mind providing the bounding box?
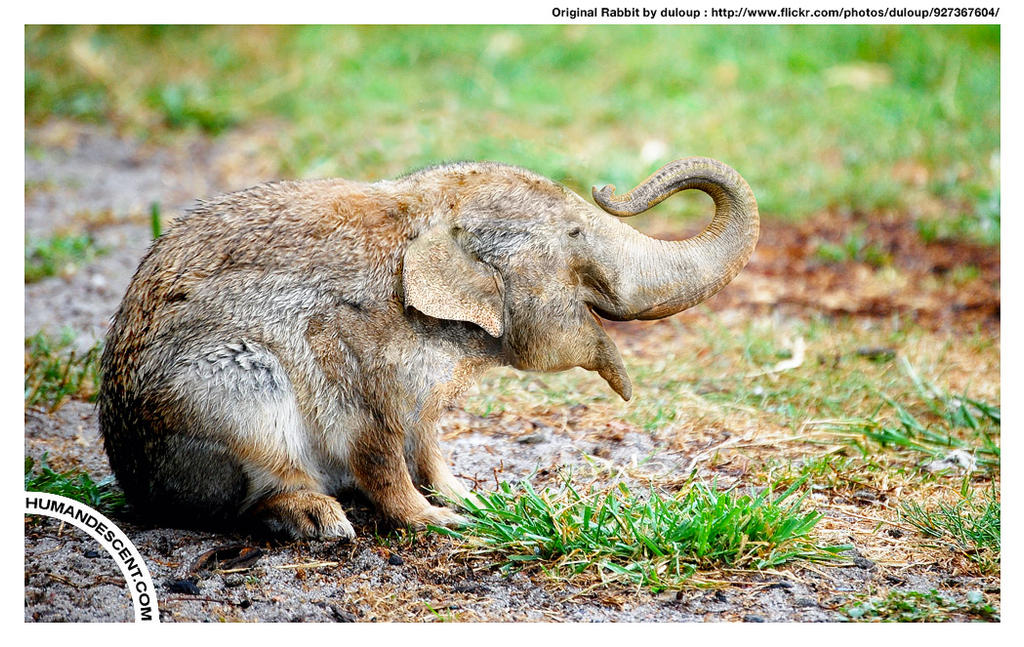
[915,187,1000,246]
[25,233,103,283]
[814,230,891,268]
[147,82,239,134]
[435,476,847,591]
[25,453,126,516]
[24,330,103,410]
[901,486,999,573]
[812,359,999,471]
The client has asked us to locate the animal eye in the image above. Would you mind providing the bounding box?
[568,227,583,238]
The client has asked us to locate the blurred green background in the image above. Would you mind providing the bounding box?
[25,25,999,240]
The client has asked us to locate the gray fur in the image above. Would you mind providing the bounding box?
[99,159,757,539]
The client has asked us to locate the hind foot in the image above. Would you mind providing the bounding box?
[253,491,356,541]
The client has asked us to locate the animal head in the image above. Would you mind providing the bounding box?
[402,158,759,400]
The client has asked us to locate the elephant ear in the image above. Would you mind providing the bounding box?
[402,224,505,337]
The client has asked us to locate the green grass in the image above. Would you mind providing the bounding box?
[814,229,892,268]
[25,453,126,516]
[25,25,999,232]
[25,233,103,283]
[916,186,1000,246]
[687,315,999,464]
[901,486,1000,573]
[686,314,894,425]
[147,82,238,134]
[457,316,999,591]
[24,330,102,410]
[150,202,163,239]
[424,602,459,622]
[759,452,895,496]
[818,359,1000,472]
[843,588,998,622]
[435,476,847,591]
[464,317,999,456]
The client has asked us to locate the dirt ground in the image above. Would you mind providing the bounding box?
[24,122,1000,622]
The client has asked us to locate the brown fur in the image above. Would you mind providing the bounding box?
[99,160,756,539]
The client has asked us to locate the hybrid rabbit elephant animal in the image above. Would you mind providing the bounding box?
[99,157,759,540]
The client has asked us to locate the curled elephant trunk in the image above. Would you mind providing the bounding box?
[589,157,759,321]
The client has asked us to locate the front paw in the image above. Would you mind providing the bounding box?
[405,504,467,530]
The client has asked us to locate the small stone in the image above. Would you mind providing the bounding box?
[517,432,548,445]
[223,574,245,587]
[83,549,102,558]
[387,553,404,566]
[795,598,818,607]
[853,556,876,570]
[851,490,878,503]
[329,605,358,622]
[744,614,766,623]
[166,578,200,595]
[855,347,895,362]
